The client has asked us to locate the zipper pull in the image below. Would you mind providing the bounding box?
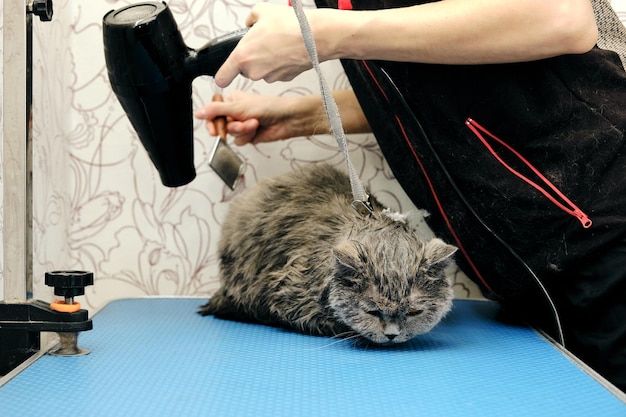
[574,209,593,229]
[465,117,594,230]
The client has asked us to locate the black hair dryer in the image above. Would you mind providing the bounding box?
[103,1,246,187]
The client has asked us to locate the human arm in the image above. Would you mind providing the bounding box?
[215,0,598,87]
[194,90,370,145]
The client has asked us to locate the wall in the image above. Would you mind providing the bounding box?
[617,0,626,19]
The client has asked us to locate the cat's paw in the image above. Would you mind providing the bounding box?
[197,299,215,316]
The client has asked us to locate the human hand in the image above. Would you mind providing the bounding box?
[214,3,316,87]
[194,90,321,145]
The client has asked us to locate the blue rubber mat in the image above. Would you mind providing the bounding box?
[1,298,624,416]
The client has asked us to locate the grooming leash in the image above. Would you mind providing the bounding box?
[290,0,374,216]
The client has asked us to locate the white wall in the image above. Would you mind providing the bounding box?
[615,0,626,18]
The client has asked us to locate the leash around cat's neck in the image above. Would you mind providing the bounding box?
[290,0,374,217]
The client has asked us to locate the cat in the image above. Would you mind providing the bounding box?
[200,163,457,344]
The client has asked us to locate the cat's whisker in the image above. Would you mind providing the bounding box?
[337,332,362,341]
[309,331,361,350]
[336,332,366,347]
[311,338,350,350]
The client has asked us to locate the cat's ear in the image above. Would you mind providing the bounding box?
[331,240,365,287]
[332,240,363,272]
[420,238,457,271]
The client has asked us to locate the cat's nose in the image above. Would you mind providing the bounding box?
[384,323,400,341]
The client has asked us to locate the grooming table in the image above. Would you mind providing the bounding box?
[1,298,624,416]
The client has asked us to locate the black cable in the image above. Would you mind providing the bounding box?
[374,64,565,346]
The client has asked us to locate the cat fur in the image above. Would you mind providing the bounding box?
[200,163,457,344]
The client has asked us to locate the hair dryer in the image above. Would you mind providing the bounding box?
[103,1,246,187]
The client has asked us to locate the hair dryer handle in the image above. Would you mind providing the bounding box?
[191,28,249,77]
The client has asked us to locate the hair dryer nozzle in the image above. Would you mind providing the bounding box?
[103,2,245,187]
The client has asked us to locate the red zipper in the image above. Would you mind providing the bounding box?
[465,118,592,229]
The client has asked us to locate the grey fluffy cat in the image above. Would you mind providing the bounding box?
[200,164,457,344]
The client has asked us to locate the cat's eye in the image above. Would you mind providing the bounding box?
[407,309,424,317]
[367,310,383,319]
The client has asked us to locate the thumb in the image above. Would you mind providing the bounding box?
[214,55,240,88]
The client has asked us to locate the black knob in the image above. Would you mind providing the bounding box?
[29,0,54,22]
[45,270,94,298]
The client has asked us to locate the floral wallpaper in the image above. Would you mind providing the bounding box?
[8,0,623,312]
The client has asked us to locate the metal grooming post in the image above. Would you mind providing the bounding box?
[2,0,52,301]
[3,0,30,301]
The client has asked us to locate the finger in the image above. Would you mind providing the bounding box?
[194,101,229,120]
[230,119,260,146]
[194,105,218,120]
[204,119,217,136]
[229,119,259,136]
[233,133,255,146]
[245,7,260,27]
[214,55,241,88]
[193,107,208,119]
[195,102,230,136]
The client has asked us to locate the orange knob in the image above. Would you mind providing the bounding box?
[50,300,81,313]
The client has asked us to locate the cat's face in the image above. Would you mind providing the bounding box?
[329,233,456,344]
